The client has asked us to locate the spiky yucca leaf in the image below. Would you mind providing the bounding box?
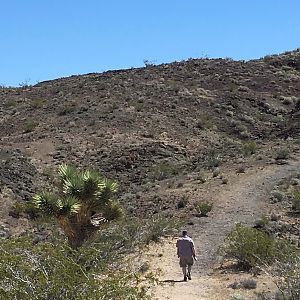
[32,192,60,216]
[56,196,81,215]
[102,199,124,221]
[62,175,84,197]
[82,169,101,198]
[97,179,118,203]
[58,164,78,185]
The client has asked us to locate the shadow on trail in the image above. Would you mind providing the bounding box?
[161,279,186,283]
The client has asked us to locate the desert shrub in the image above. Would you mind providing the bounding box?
[196,171,207,183]
[150,162,181,181]
[264,243,300,300]
[142,215,182,244]
[0,236,152,300]
[0,214,180,299]
[272,190,285,202]
[230,294,246,300]
[205,150,221,168]
[212,167,220,177]
[9,201,39,219]
[221,224,276,268]
[4,99,17,108]
[280,96,295,105]
[196,115,213,129]
[275,148,289,160]
[24,120,39,133]
[31,99,46,108]
[254,216,269,229]
[292,187,300,211]
[88,215,182,251]
[237,165,246,173]
[177,195,188,209]
[222,178,228,184]
[194,201,213,217]
[242,141,257,156]
[240,278,257,289]
[58,104,76,116]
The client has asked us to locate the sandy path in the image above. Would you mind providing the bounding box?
[149,158,300,300]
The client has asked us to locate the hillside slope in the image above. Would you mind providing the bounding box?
[0,50,299,224]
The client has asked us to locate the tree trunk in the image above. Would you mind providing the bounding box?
[58,217,98,249]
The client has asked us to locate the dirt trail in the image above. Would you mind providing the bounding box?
[149,158,300,300]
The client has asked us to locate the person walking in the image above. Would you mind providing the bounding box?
[176,230,196,281]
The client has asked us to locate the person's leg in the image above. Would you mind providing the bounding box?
[187,265,192,280]
[180,257,188,281]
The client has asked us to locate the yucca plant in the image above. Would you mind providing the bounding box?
[32,164,123,248]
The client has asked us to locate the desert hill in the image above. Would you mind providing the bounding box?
[0,49,299,226]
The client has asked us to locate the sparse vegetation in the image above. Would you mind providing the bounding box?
[31,99,46,108]
[239,278,257,289]
[196,115,213,129]
[221,224,276,269]
[149,162,181,181]
[24,120,39,133]
[275,148,289,160]
[58,104,76,116]
[4,99,17,108]
[291,187,300,212]
[230,293,246,300]
[0,211,180,299]
[177,195,189,209]
[194,201,213,217]
[242,141,257,156]
[271,190,285,202]
[237,165,246,173]
[260,243,300,300]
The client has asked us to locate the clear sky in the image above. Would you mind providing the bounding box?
[1,0,299,87]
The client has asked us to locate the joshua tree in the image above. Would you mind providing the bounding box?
[32,164,123,248]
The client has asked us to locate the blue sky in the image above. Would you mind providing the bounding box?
[1,0,299,86]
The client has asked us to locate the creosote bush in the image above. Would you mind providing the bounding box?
[242,141,257,156]
[0,236,153,300]
[275,148,289,160]
[149,162,181,181]
[24,120,39,133]
[221,224,276,269]
[0,214,180,299]
[194,201,213,217]
[292,187,300,212]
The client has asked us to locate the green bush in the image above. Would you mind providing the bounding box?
[242,141,257,156]
[58,104,76,116]
[149,162,181,181]
[275,148,289,160]
[0,214,179,300]
[196,115,213,129]
[24,120,39,133]
[230,294,245,300]
[194,201,213,217]
[272,190,284,202]
[221,224,275,268]
[265,242,300,300]
[0,236,152,300]
[292,187,300,211]
[93,215,181,249]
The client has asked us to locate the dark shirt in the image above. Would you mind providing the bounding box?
[176,235,195,257]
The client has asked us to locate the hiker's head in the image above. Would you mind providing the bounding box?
[182,230,188,236]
